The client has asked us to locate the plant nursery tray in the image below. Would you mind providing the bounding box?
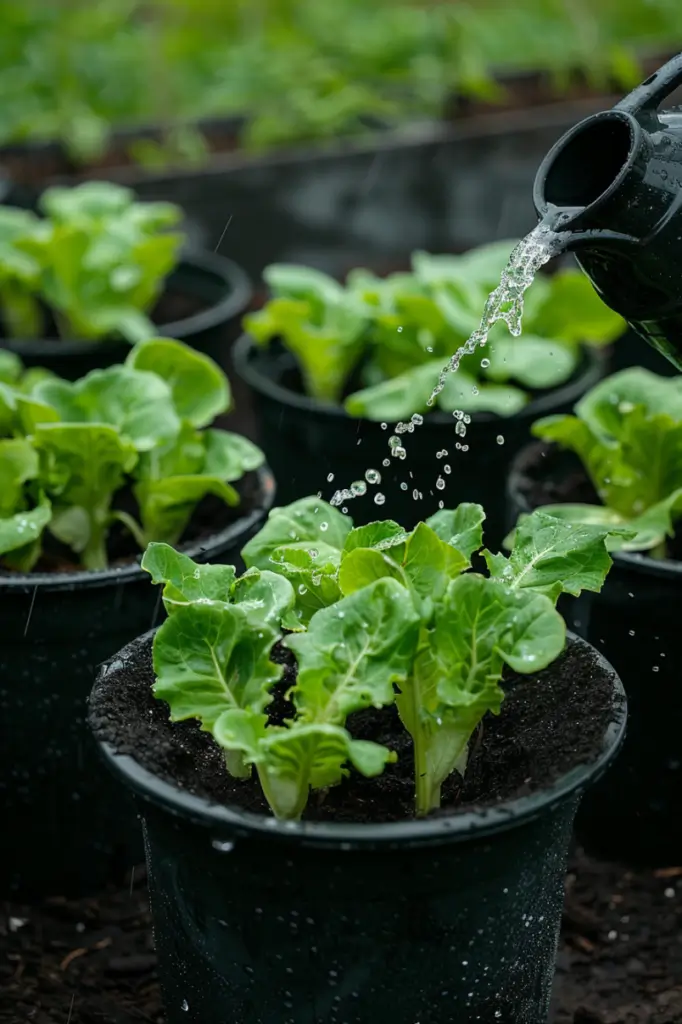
[1,850,679,1023]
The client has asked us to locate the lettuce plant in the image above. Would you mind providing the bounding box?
[244,244,624,417]
[0,183,182,344]
[0,338,263,572]
[531,368,682,556]
[145,495,621,820]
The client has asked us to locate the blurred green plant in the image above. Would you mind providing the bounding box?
[0,0,680,162]
[0,181,182,342]
[244,242,625,418]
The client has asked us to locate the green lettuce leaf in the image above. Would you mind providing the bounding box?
[34,365,180,451]
[127,337,231,426]
[242,497,352,569]
[491,508,625,602]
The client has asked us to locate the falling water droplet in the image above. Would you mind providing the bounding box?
[436,476,446,490]
[366,468,381,484]
[374,493,386,505]
[327,472,334,482]
[320,522,329,532]
[351,480,367,496]
[481,357,490,368]
[496,435,505,445]
[181,1001,189,1012]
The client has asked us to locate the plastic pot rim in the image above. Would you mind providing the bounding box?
[0,465,275,594]
[1,251,252,361]
[232,333,605,427]
[509,439,682,582]
[91,630,626,851]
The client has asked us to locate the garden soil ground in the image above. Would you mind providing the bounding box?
[1,849,680,1023]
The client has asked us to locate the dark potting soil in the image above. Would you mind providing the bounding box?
[90,637,618,824]
[514,444,682,562]
[0,471,261,576]
[2,850,681,1023]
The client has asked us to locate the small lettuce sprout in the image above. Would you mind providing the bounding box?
[146,496,622,821]
[0,339,263,571]
[244,245,624,416]
[0,182,182,344]
[532,368,682,556]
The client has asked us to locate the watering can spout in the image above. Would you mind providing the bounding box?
[533,53,682,370]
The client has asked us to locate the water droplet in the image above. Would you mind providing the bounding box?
[411,413,423,426]
[496,435,505,445]
[412,489,420,501]
[365,468,381,484]
[397,326,403,332]
[653,665,660,672]
[298,584,307,595]
[338,611,345,619]
[444,464,451,475]
[481,357,490,368]
[181,1000,189,1012]
[436,476,445,490]
[327,472,334,482]
[351,480,367,496]
[374,493,385,505]
[381,422,387,430]
[382,458,390,467]
[629,629,635,636]
[455,419,467,437]
[400,482,408,491]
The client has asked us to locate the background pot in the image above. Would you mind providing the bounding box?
[90,631,625,1024]
[0,466,274,898]
[0,251,254,434]
[508,443,682,867]
[234,335,604,547]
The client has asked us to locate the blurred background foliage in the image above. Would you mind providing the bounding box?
[0,0,680,163]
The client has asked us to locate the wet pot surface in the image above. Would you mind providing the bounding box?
[508,443,682,866]
[0,467,274,898]
[89,632,624,1024]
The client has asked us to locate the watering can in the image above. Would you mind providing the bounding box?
[533,52,682,369]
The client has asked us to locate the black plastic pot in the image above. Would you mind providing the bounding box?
[0,249,252,386]
[0,467,274,898]
[90,631,625,1024]
[234,335,604,546]
[508,443,682,867]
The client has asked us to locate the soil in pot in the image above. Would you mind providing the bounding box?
[0,467,274,899]
[88,632,623,1024]
[0,252,255,437]
[509,443,682,867]
[234,336,605,549]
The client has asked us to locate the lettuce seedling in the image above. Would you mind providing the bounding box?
[0,183,182,344]
[146,496,619,821]
[532,368,682,555]
[244,244,624,417]
[0,339,264,571]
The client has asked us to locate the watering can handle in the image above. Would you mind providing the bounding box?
[615,52,682,118]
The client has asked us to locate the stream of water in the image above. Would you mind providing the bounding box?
[329,215,569,509]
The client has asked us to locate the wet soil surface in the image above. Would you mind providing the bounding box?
[89,638,618,822]
[1,851,680,1023]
